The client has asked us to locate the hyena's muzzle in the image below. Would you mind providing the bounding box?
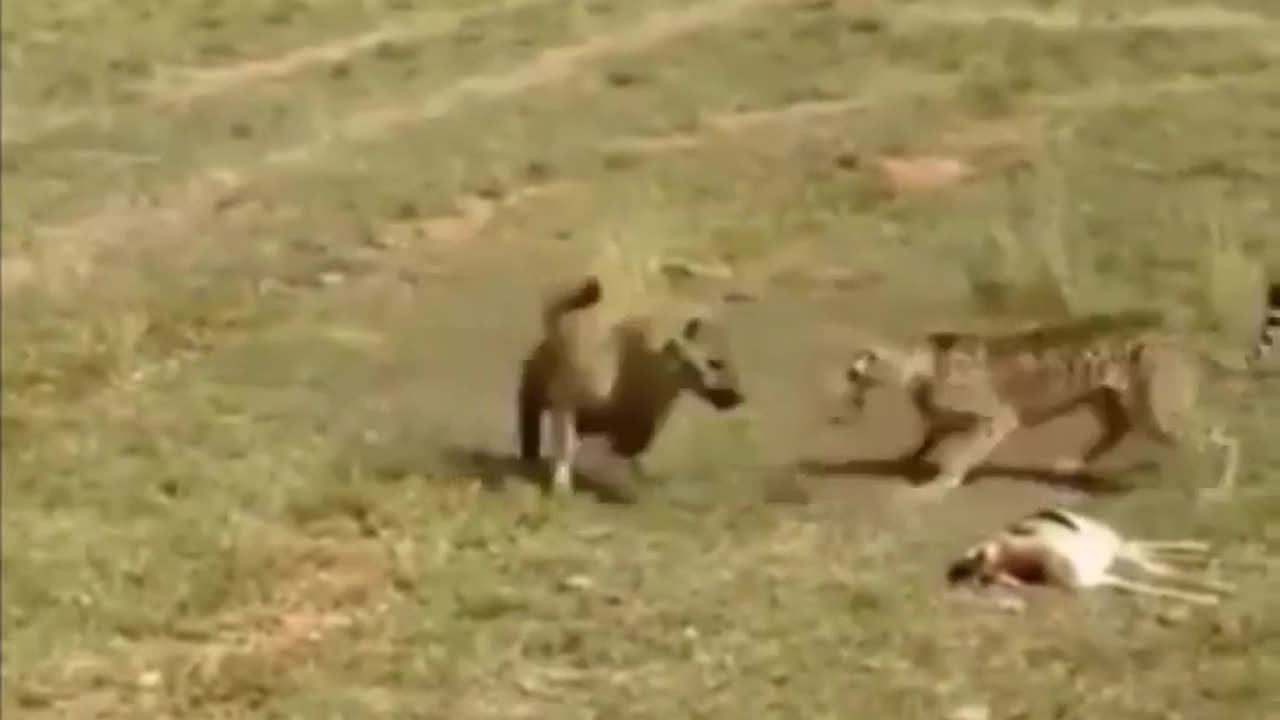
[674,316,745,411]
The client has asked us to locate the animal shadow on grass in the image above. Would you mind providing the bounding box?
[791,455,1145,496]
[439,439,644,505]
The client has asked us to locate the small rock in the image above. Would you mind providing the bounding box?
[559,574,595,592]
[1156,604,1192,627]
[137,670,163,690]
[949,703,991,720]
[875,154,976,195]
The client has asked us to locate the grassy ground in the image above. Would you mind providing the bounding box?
[4,0,1280,717]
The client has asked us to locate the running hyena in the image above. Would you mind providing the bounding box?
[838,310,1241,500]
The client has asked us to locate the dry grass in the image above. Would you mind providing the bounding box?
[5,0,1280,717]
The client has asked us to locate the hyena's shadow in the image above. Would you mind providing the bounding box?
[439,441,644,504]
[791,455,1146,496]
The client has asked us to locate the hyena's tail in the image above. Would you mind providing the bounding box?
[541,275,603,331]
[518,344,549,462]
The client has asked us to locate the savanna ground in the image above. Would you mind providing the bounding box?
[4,0,1280,717]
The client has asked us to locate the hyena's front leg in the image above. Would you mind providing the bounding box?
[1054,389,1132,475]
[898,421,965,467]
[547,408,579,497]
[627,456,653,482]
[918,410,1018,498]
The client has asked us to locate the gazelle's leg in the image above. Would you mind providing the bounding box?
[547,408,578,497]
[1140,547,1214,566]
[978,572,1030,612]
[1127,541,1215,572]
[1136,540,1213,563]
[918,411,1018,498]
[1099,573,1222,605]
[1124,553,1236,593]
[988,571,1029,591]
[1132,539,1210,552]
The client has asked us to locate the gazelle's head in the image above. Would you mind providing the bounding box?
[946,542,1004,587]
[946,510,1091,590]
[946,536,1064,590]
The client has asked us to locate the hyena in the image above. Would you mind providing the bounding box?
[838,310,1241,499]
[518,274,746,496]
[1247,281,1279,368]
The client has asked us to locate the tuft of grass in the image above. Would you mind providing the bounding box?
[1194,206,1267,341]
[960,150,1080,322]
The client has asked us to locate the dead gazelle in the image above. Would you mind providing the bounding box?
[946,508,1234,605]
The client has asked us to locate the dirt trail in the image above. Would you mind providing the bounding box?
[896,4,1277,30]
[273,0,788,164]
[144,0,564,109]
[0,0,559,146]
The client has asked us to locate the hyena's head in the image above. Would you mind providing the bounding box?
[665,313,745,411]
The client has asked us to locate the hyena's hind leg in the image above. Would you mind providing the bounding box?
[1136,418,1242,501]
[1122,545,1236,594]
[1131,342,1241,500]
[1097,573,1223,605]
[1078,390,1135,467]
[1044,389,1133,476]
[547,408,580,497]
